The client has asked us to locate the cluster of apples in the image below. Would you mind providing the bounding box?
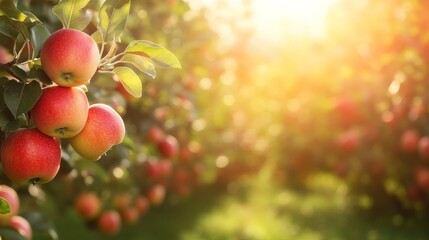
[0,185,32,239]
[0,28,125,185]
[73,191,155,235]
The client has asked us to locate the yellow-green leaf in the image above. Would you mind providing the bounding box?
[125,40,181,69]
[120,54,156,78]
[52,0,91,30]
[113,66,142,98]
[98,0,130,42]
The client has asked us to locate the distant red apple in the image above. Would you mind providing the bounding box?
[415,167,429,190]
[158,160,173,178]
[157,135,179,158]
[401,129,420,152]
[178,146,193,163]
[145,160,161,182]
[120,207,139,224]
[74,192,101,219]
[332,96,360,127]
[336,129,360,153]
[114,193,132,210]
[146,126,165,144]
[147,184,166,206]
[418,136,429,159]
[97,210,121,235]
[135,196,149,215]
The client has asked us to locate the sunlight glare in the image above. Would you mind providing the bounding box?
[251,0,338,40]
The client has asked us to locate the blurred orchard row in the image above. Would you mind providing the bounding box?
[1,0,429,239]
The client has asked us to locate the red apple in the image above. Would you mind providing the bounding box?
[147,184,166,206]
[114,193,131,210]
[0,185,19,226]
[70,104,125,160]
[135,196,149,215]
[31,86,89,138]
[0,45,13,64]
[1,128,61,184]
[178,146,193,163]
[74,192,101,219]
[419,136,429,159]
[97,210,121,235]
[401,129,420,152]
[120,207,139,224]
[146,126,165,144]
[336,129,360,153]
[41,28,100,87]
[9,216,32,240]
[158,160,173,178]
[145,160,172,182]
[416,167,429,190]
[157,135,179,158]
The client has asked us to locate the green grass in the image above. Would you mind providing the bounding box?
[52,174,429,240]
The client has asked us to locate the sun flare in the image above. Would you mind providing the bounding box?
[251,0,338,40]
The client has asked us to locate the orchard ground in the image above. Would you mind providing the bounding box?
[55,174,429,240]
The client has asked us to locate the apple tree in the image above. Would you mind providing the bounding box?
[0,0,196,238]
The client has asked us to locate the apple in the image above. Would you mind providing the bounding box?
[158,160,173,178]
[419,136,429,159]
[134,196,149,214]
[178,146,193,163]
[120,207,139,224]
[157,135,179,158]
[145,160,162,182]
[147,184,166,206]
[0,45,13,64]
[415,167,429,190]
[0,185,19,226]
[145,160,172,182]
[336,129,360,153]
[74,192,101,219]
[114,193,131,210]
[1,128,61,184]
[31,86,89,138]
[146,126,165,144]
[40,28,100,87]
[400,129,420,152]
[9,215,32,240]
[70,104,125,160]
[97,210,121,235]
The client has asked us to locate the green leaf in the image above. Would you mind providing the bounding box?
[0,0,27,21]
[0,197,10,214]
[125,40,181,69]
[91,28,103,44]
[113,66,142,98]
[0,16,19,39]
[28,23,50,57]
[52,0,91,30]
[120,54,156,78]
[28,67,52,85]
[10,65,27,81]
[4,80,42,118]
[98,0,130,42]
[0,108,21,132]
